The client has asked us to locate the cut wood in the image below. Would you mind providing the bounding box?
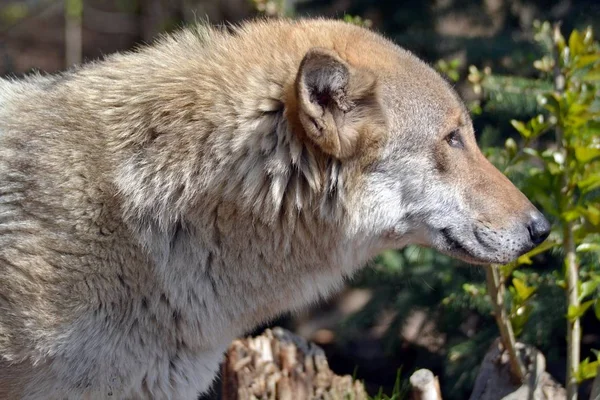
[221,327,368,400]
[410,369,442,400]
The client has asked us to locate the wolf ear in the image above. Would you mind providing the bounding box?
[294,48,376,159]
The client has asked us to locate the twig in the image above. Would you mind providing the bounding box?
[565,225,580,400]
[485,265,526,383]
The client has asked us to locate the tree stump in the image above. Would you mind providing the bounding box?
[221,327,368,400]
[469,338,566,400]
[410,369,443,400]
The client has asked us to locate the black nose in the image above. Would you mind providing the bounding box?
[527,212,551,245]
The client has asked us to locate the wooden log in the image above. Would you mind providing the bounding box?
[221,327,368,400]
[410,369,442,400]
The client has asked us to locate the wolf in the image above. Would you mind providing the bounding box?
[0,18,550,399]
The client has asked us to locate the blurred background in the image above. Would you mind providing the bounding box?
[1,1,599,399]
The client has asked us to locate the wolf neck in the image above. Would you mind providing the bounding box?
[118,105,365,341]
[88,25,357,241]
[86,25,371,331]
[88,24,347,228]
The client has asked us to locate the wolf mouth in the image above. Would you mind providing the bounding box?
[439,227,493,264]
[439,227,504,265]
[440,228,470,254]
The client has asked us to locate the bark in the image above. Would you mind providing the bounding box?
[221,327,368,400]
[469,338,566,400]
[590,365,600,400]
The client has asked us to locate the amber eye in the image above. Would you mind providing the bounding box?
[445,130,463,149]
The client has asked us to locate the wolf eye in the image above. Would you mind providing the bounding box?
[445,130,463,149]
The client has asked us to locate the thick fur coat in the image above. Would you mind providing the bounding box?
[0,19,549,399]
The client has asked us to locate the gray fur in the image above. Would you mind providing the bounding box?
[0,19,546,399]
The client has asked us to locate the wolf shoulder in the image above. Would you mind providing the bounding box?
[0,73,65,109]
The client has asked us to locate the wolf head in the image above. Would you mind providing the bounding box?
[286,25,550,265]
[109,19,549,267]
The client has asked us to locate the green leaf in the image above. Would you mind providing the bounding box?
[510,120,531,138]
[512,278,536,301]
[462,283,482,296]
[547,162,562,175]
[510,304,533,337]
[500,261,519,278]
[582,26,594,46]
[522,147,540,157]
[516,240,558,266]
[584,67,600,82]
[569,30,584,58]
[567,300,595,322]
[574,147,600,163]
[505,138,517,156]
[562,208,583,222]
[581,206,600,226]
[577,175,600,194]
[579,280,600,302]
[379,250,403,271]
[542,93,561,116]
[576,53,600,69]
[554,25,566,55]
[577,243,600,252]
[575,358,599,383]
[515,254,533,265]
[534,56,554,72]
[449,59,461,68]
[529,114,548,136]
[596,300,600,320]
